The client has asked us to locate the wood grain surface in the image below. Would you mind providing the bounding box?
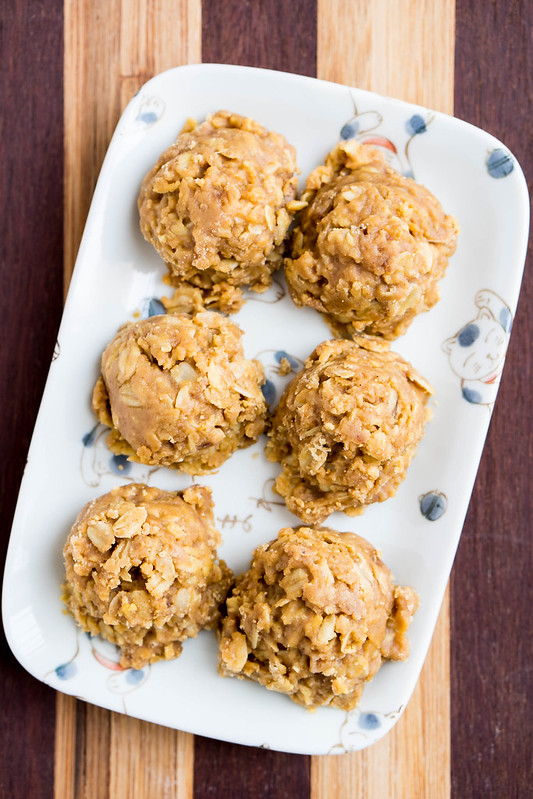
[57,3,201,798]
[0,4,63,799]
[312,2,454,796]
[452,1,532,796]
[0,1,531,798]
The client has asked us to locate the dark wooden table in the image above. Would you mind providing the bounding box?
[1,2,531,797]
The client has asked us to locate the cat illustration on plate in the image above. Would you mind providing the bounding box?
[80,423,160,487]
[49,632,150,705]
[328,707,403,754]
[90,636,151,696]
[443,289,512,406]
[340,93,434,178]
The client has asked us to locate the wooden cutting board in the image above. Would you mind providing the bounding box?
[56,2,454,796]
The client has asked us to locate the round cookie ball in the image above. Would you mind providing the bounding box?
[265,337,432,523]
[138,110,300,297]
[285,141,459,339]
[63,483,233,669]
[92,311,267,474]
[218,526,418,710]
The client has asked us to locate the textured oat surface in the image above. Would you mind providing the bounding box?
[218,526,418,710]
[138,110,300,303]
[93,310,267,474]
[63,483,232,669]
[266,337,432,523]
[285,141,459,339]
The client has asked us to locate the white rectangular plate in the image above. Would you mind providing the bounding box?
[2,64,529,755]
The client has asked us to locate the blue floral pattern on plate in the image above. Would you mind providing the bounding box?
[419,491,448,521]
[486,148,514,178]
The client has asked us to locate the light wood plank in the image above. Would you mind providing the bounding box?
[77,704,113,798]
[109,715,194,799]
[314,0,455,796]
[317,0,455,113]
[311,596,450,798]
[55,701,112,799]
[63,0,201,289]
[54,694,77,799]
[58,2,201,797]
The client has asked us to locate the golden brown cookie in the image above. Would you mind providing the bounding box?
[63,483,232,669]
[218,526,418,710]
[139,110,301,302]
[266,337,432,523]
[93,311,267,474]
[285,141,458,338]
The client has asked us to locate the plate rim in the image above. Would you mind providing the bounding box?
[2,62,530,756]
